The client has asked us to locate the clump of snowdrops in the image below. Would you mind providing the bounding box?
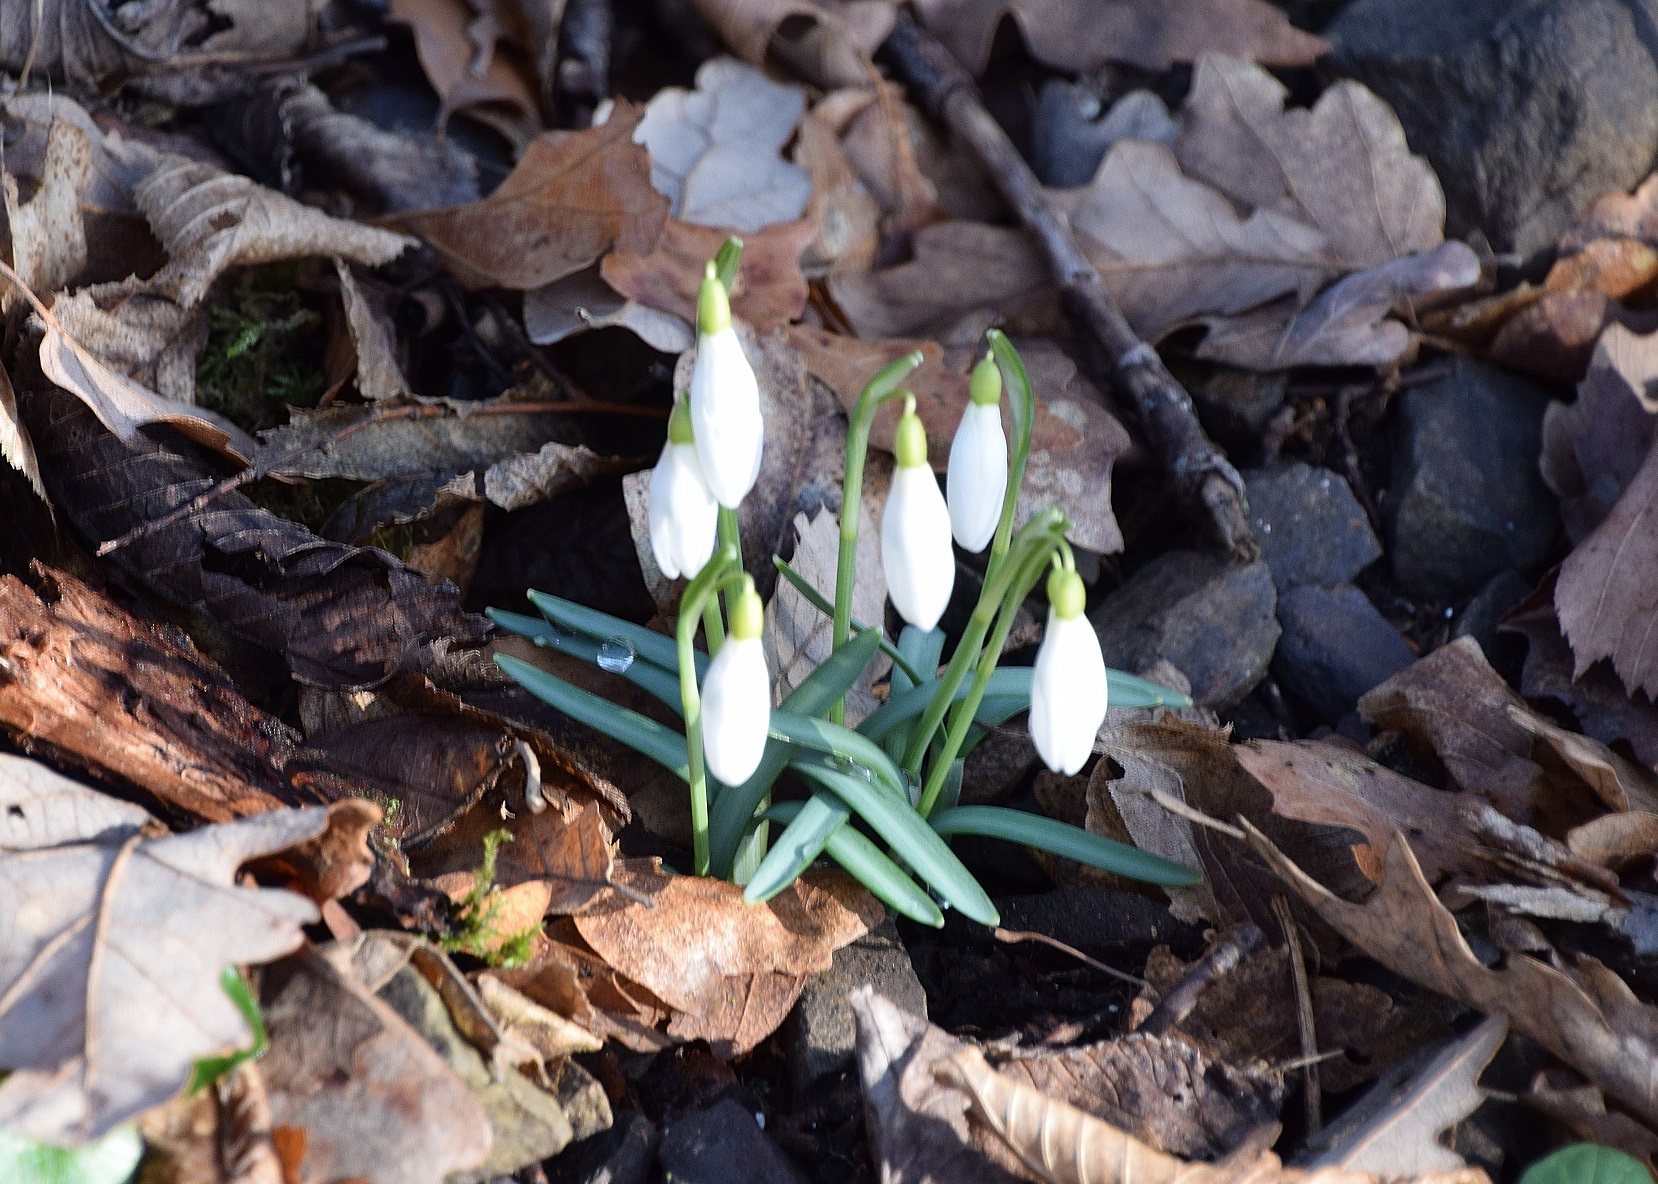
[492,239,1198,927]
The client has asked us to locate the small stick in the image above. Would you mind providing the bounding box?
[879,13,1257,560]
[1136,921,1263,1036]
[993,927,1152,991]
[1273,894,1322,1134]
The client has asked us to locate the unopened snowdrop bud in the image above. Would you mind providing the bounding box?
[947,352,1009,552]
[701,576,771,785]
[1029,564,1107,775]
[882,394,956,632]
[648,396,719,580]
[689,263,764,508]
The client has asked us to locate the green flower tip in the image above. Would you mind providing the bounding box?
[667,393,695,444]
[1047,565,1085,620]
[698,261,732,335]
[730,574,764,640]
[894,392,928,469]
[969,352,1002,406]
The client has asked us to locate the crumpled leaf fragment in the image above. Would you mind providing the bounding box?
[689,0,894,89]
[0,805,327,1144]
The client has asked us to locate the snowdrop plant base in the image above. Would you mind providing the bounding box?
[492,241,1199,927]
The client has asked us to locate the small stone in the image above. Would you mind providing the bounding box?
[787,918,926,1092]
[547,1058,613,1143]
[960,727,1038,806]
[1327,0,1658,259]
[1245,462,1382,592]
[1090,551,1280,706]
[545,1111,657,1184]
[1386,359,1557,600]
[658,1098,808,1184]
[1453,569,1533,656]
[377,967,573,1184]
[1183,365,1289,460]
[1272,584,1415,722]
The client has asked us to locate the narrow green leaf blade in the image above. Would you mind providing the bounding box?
[497,654,690,778]
[770,709,907,797]
[1108,668,1193,709]
[524,591,706,677]
[781,626,884,717]
[744,794,850,903]
[860,667,1033,741]
[708,740,791,877]
[492,613,687,714]
[793,753,998,926]
[928,806,1201,886]
[713,235,743,292]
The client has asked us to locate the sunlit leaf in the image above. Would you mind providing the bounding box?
[929,805,1201,886]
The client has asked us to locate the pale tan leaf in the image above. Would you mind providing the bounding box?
[334,260,410,402]
[391,106,666,290]
[1174,55,1443,270]
[765,507,889,723]
[1,111,90,302]
[523,266,695,351]
[633,57,812,232]
[0,364,44,502]
[48,280,208,404]
[1246,822,1658,1132]
[1567,811,1658,870]
[688,0,893,89]
[135,156,414,309]
[1508,704,1658,815]
[1306,1014,1505,1174]
[913,0,1329,75]
[0,809,327,1144]
[260,947,494,1184]
[476,974,604,1060]
[0,754,152,850]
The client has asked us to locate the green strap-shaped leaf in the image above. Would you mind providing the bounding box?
[497,654,690,778]
[523,591,707,677]
[860,667,1033,741]
[773,557,921,684]
[493,612,688,714]
[1107,668,1194,709]
[770,709,908,798]
[928,806,1201,886]
[761,801,943,927]
[794,752,998,926]
[706,629,886,876]
[743,793,850,903]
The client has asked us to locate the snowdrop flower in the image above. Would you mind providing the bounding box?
[1028,563,1107,775]
[882,394,955,631]
[648,395,719,580]
[689,263,763,508]
[946,352,1008,553]
[701,575,771,785]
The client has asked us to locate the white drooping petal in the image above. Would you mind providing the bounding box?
[881,463,956,632]
[648,440,718,579]
[701,636,772,785]
[946,402,1008,552]
[688,325,764,508]
[1028,609,1108,775]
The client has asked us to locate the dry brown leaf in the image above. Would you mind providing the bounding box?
[689,0,893,89]
[913,0,1328,75]
[244,798,384,905]
[1541,322,1658,544]
[1358,637,1553,826]
[1487,292,1658,385]
[792,329,1129,554]
[1565,173,1658,253]
[1247,822,1658,1132]
[1508,705,1658,816]
[601,216,813,331]
[476,974,604,1061]
[1303,1015,1505,1175]
[0,364,43,504]
[1,110,90,303]
[390,106,667,290]
[260,947,494,1184]
[632,57,812,232]
[390,0,543,147]
[1567,811,1658,870]
[1555,421,1658,699]
[521,265,695,351]
[1524,1071,1658,1171]
[766,507,890,723]
[334,261,411,402]
[1235,739,1481,886]
[938,1039,1487,1184]
[136,155,414,309]
[0,806,328,1144]
[48,279,208,404]
[494,922,675,1053]
[574,866,880,1057]
[1174,56,1442,271]
[794,109,881,275]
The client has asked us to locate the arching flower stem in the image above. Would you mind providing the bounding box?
[830,351,923,723]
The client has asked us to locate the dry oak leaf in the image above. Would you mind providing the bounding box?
[574,866,881,1057]
[0,804,328,1144]
[389,0,543,148]
[913,0,1328,75]
[1555,420,1658,699]
[1524,1071,1658,1172]
[601,215,814,331]
[689,0,894,89]
[632,57,812,233]
[936,1034,1488,1184]
[390,104,668,290]
[1247,821,1658,1132]
[793,329,1129,554]
[135,156,414,309]
[1541,322,1658,545]
[1235,739,1481,886]
[259,947,494,1184]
